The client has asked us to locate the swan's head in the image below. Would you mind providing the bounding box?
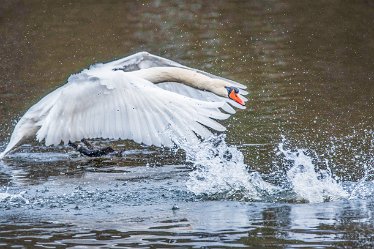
[225,86,245,106]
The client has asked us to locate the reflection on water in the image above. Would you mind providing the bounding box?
[0,0,373,248]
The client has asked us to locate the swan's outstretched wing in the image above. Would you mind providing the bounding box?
[0,52,247,159]
[103,51,248,95]
[34,70,231,148]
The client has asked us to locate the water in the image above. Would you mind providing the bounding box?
[1,0,373,248]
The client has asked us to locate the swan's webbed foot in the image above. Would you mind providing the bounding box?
[69,139,114,157]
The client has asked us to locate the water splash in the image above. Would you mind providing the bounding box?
[182,133,372,203]
[277,136,349,203]
[0,188,29,205]
[349,169,374,199]
[2,130,372,205]
[184,135,279,201]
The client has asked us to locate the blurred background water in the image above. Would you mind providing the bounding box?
[0,0,373,248]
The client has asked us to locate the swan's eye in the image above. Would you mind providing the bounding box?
[225,86,240,95]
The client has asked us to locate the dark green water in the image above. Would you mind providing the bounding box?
[0,1,373,248]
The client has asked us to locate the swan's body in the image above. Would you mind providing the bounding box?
[0,52,247,159]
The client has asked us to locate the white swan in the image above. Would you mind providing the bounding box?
[0,52,247,159]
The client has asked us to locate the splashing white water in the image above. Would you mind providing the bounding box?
[0,188,29,204]
[183,135,278,201]
[277,136,349,203]
[182,135,354,203]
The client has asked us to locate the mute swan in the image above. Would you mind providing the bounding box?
[0,52,247,159]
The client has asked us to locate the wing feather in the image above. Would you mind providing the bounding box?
[190,122,213,139]
[35,70,230,147]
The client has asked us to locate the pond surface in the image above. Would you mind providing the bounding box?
[0,0,373,248]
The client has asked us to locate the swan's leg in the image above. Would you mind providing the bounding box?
[68,140,114,157]
[81,138,94,149]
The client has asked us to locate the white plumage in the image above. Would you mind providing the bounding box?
[0,52,247,158]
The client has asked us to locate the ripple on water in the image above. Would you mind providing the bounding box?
[0,133,373,248]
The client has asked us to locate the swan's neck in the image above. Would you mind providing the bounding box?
[132,67,228,97]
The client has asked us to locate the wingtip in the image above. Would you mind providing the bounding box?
[0,147,11,160]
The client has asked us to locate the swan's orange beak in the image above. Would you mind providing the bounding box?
[229,89,245,106]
